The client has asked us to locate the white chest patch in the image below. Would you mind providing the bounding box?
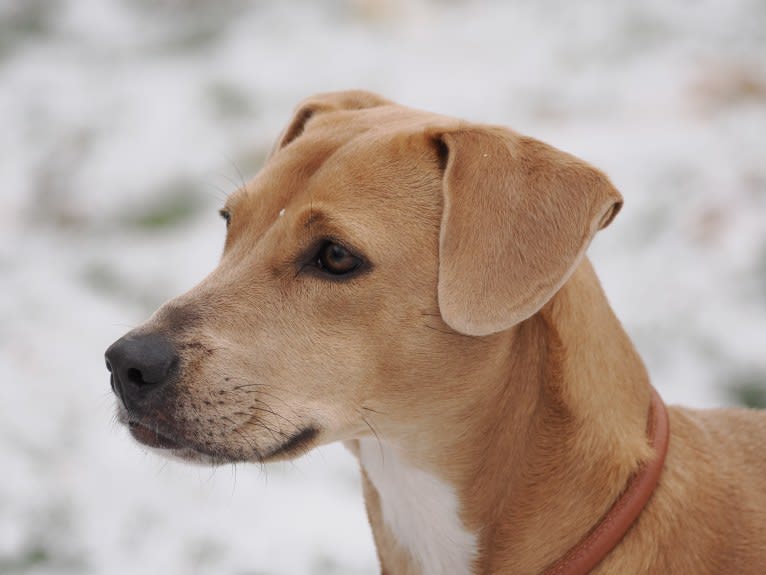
[358,439,478,575]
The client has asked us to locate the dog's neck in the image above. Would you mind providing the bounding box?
[357,259,654,575]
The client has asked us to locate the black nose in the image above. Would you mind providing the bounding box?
[105,333,179,409]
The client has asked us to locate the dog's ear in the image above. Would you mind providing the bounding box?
[275,90,391,151]
[431,126,622,336]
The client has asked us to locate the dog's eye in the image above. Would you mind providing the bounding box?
[219,209,231,228]
[315,242,361,276]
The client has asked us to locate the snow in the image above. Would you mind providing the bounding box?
[1,0,765,573]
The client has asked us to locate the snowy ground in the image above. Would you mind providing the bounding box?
[1,0,765,573]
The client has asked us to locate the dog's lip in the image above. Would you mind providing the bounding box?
[128,420,181,450]
[262,426,319,460]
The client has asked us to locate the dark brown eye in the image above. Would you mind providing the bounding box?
[315,242,361,276]
[219,209,231,228]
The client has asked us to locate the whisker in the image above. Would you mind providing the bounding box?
[361,405,387,415]
[221,415,263,458]
[229,462,237,495]
[218,172,244,193]
[251,403,301,430]
[423,323,492,345]
[361,412,385,465]
[202,180,230,201]
[228,381,293,408]
[223,153,249,192]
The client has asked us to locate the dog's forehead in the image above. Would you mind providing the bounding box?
[309,104,448,137]
[290,105,449,171]
[234,105,452,218]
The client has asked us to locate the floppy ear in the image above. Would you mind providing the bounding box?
[432,126,623,336]
[274,90,391,151]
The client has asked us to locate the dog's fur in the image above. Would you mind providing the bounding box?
[110,91,766,574]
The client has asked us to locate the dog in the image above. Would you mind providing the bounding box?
[105,90,766,574]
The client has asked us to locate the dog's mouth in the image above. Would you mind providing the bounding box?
[128,420,181,450]
[122,415,228,463]
[263,425,319,460]
[116,406,188,452]
[117,405,320,464]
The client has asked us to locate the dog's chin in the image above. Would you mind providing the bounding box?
[127,419,180,450]
[115,407,229,465]
[125,421,217,464]
[145,443,236,466]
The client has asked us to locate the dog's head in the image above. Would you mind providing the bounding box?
[105,90,621,464]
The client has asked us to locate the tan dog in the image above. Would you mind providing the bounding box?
[105,91,766,574]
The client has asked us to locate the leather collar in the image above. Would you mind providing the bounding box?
[542,386,670,575]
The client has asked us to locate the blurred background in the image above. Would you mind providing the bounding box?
[1,0,764,573]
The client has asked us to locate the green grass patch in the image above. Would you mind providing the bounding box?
[119,181,207,231]
[207,82,255,119]
[0,1,54,61]
[726,370,766,409]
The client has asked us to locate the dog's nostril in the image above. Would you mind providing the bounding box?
[105,359,112,372]
[126,367,149,387]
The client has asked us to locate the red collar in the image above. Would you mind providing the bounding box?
[543,386,670,575]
